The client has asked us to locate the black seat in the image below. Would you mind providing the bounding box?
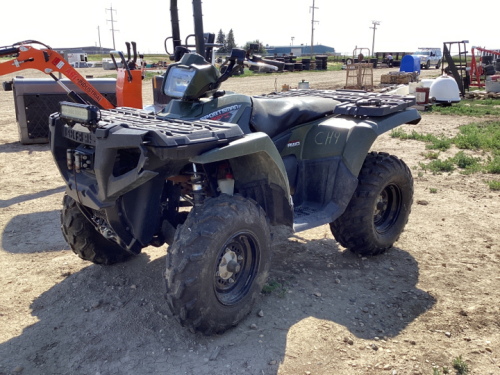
[250,96,338,138]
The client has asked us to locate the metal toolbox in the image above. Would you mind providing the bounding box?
[12,77,117,144]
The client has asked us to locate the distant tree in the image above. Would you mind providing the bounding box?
[243,40,267,55]
[226,29,237,53]
[216,29,226,53]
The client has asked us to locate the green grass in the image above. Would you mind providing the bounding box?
[422,151,440,159]
[484,155,500,173]
[429,188,438,193]
[390,129,452,151]
[485,179,500,190]
[262,280,282,294]
[262,279,288,298]
[419,159,455,174]
[391,122,500,156]
[429,99,500,117]
[452,151,482,174]
[452,355,469,375]
[454,122,500,152]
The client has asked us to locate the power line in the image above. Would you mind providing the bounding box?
[106,4,119,50]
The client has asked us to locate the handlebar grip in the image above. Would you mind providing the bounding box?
[125,42,131,62]
[131,42,137,64]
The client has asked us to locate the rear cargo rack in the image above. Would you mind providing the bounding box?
[257,89,416,117]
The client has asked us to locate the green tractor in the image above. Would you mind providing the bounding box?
[51,0,420,335]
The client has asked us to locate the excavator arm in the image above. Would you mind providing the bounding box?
[0,40,115,109]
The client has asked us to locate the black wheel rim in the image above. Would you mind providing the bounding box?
[373,184,402,234]
[214,231,259,306]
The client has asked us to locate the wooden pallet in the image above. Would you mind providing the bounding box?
[345,63,373,91]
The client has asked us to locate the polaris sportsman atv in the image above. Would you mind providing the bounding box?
[50,0,420,335]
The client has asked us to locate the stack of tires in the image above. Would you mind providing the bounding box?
[484,64,496,76]
[294,63,303,71]
[301,58,311,70]
[370,58,378,68]
[315,55,328,70]
[284,63,294,72]
[483,56,494,66]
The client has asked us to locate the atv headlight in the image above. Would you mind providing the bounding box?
[164,66,196,98]
[60,102,99,125]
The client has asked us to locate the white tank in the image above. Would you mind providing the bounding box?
[429,75,461,103]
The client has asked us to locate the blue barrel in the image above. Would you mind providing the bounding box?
[400,55,421,74]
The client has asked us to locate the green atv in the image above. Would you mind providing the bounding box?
[50,1,420,335]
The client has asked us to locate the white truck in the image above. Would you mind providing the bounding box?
[413,48,442,69]
[64,50,89,68]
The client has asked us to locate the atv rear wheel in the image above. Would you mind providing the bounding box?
[164,194,271,335]
[60,194,133,265]
[330,152,413,255]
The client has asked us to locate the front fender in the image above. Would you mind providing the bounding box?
[190,132,293,226]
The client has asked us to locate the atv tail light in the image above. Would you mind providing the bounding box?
[60,102,100,126]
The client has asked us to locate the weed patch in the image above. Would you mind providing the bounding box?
[452,151,482,174]
[454,122,500,151]
[484,155,500,174]
[452,355,469,375]
[485,179,500,190]
[429,99,500,117]
[419,159,455,174]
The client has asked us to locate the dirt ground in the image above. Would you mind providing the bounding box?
[1,66,500,375]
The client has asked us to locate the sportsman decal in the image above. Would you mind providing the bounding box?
[287,140,300,148]
[200,105,242,122]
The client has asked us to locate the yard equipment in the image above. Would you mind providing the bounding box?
[470,46,500,87]
[0,40,143,109]
[441,41,469,97]
[50,0,421,335]
[0,40,114,109]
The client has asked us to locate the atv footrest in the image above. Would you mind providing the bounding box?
[293,201,343,233]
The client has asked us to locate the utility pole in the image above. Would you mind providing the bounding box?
[291,36,295,46]
[370,21,380,57]
[106,4,119,50]
[97,26,102,54]
[310,0,319,57]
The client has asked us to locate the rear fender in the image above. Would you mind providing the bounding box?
[191,132,293,227]
[303,108,421,176]
[343,108,420,175]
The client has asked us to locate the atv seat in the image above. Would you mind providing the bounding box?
[250,96,339,138]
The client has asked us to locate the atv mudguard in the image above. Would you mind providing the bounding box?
[191,132,294,227]
[297,108,421,176]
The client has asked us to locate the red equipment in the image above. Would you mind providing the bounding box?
[470,47,500,87]
[0,40,143,109]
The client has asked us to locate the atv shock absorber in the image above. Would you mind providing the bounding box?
[191,163,205,206]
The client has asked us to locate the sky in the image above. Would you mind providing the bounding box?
[1,0,494,56]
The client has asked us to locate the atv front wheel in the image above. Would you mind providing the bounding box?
[164,195,271,335]
[60,194,133,265]
[330,152,413,255]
